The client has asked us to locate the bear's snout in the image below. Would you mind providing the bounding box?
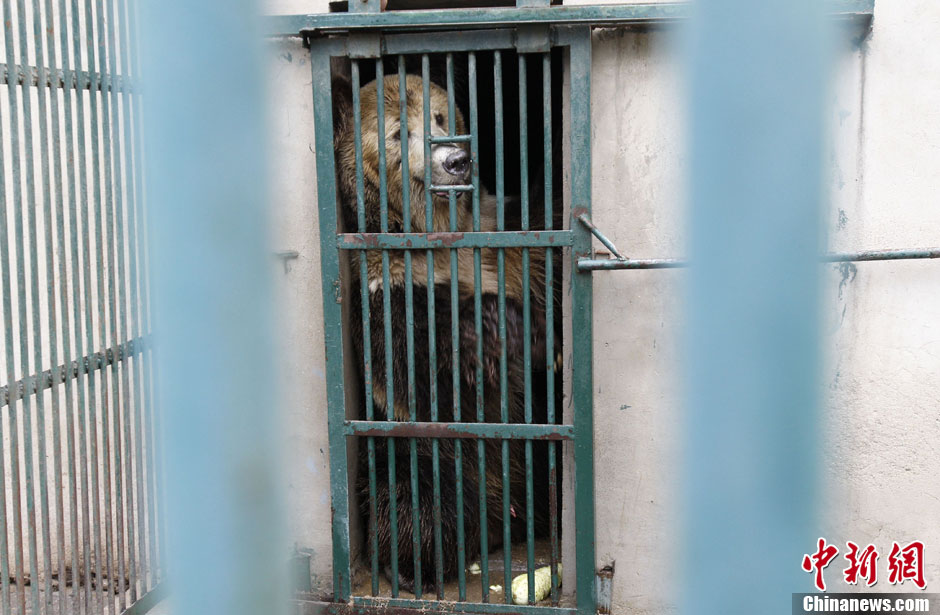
[442,149,470,178]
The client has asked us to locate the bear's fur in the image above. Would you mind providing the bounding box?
[333,73,554,593]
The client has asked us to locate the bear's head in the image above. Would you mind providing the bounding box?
[334,74,473,234]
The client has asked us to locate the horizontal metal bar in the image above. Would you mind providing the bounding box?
[578,257,687,271]
[429,184,474,192]
[337,230,573,250]
[295,597,577,615]
[264,0,873,36]
[1,336,150,407]
[823,247,940,262]
[0,62,134,93]
[383,28,516,55]
[429,135,472,144]
[344,420,574,441]
[577,247,940,271]
[121,582,169,615]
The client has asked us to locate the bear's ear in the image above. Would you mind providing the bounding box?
[331,74,354,143]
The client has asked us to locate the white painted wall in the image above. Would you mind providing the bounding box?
[263,0,940,610]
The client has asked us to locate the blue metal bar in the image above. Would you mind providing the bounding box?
[138,0,288,612]
[683,0,826,612]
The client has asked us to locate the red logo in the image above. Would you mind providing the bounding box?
[887,540,926,589]
[803,538,926,591]
[843,542,878,587]
[802,538,840,591]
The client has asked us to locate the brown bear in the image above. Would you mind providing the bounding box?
[332,72,554,595]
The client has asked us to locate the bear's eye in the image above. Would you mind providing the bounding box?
[434,113,444,127]
[392,128,401,141]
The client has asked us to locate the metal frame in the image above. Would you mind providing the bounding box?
[0,1,162,614]
[265,0,873,37]
[308,19,596,615]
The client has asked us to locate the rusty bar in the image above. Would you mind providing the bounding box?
[337,230,572,251]
[345,421,574,441]
[0,339,148,407]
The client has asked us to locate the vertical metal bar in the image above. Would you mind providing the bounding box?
[377,58,401,599]
[138,0,287,608]
[115,0,144,600]
[309,37,351,604]
[9,0,44,610]
[684,2,825,613]
[0,15,21,612]
[542,50,558,606]
[493,49,512,605]
[399,56,422,599]
[350,59,380,597]
[102,0,136,605]
[123,0,162,592]
[75,0,108,607]
[108,0,144,603]
[87,0,119,608]
[567,27,596,615]
[31,0,61,610]
[468,50,489,604]
[64,0,96,608]
[421,54,444,599]
[55,0,85,605]
[93,0,125,606]
[445,52,467,603]
[43,0,76,611]
[518,52,536,605]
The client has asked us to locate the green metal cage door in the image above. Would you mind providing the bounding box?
[307,19,595,615]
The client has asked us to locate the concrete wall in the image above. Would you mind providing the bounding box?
[264,0,940,609]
